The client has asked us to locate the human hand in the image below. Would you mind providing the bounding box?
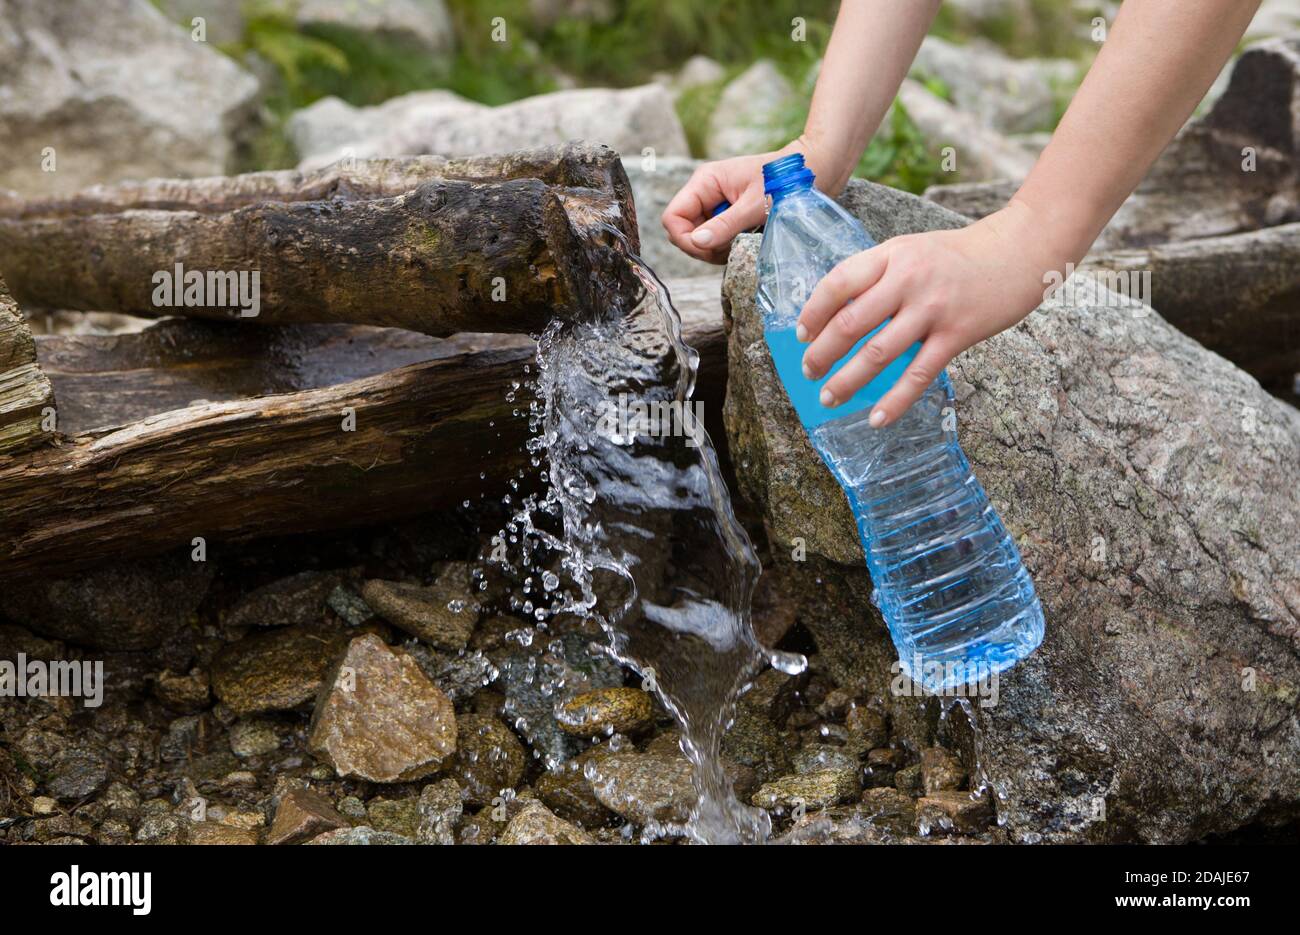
[661,137,832,264]
[796,200,1061,427]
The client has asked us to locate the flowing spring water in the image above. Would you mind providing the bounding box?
[488,234,804,844]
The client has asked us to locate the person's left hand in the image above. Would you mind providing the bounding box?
[796,200,1060,427]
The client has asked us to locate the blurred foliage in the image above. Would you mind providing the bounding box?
[182,0,1094,181]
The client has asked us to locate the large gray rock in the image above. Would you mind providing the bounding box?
[296,0,455,57]
[0,0,259,196]
[706,61,797,160]
[897,79,1036,183]
[623,156,718,279]
[722,179,1300,842]
[926,37,1300,248]
[911,36,1077,135]
[292,84,688,169]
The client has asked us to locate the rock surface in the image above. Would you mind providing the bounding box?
[722,179,1300,843]
[211,625,341,715]
[0,0,259,196]
[296,0,455,58]
[896,79,1035,183]
[1,552,211,651]
[446,713,527,807]
[556,687,655,736]
[308,634,457,783]
[706,61,796,159]
[498,801,597,845]
[292,84,688,170]
[266,787,348,845]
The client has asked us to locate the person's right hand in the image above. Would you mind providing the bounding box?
[661,138,816,264]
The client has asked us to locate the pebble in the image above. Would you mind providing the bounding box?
[751,766,861,811]
[917,790,995,835]
[556,686,655,736]
[266,788,349,845]
[446,713,526,807]
[498,801,596,845]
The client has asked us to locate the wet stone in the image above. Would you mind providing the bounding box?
[792,744,858,775]
[307,826,415,845]
[752,766,861,812]
[739,667,804,722]
[860,787,919,836]
[226,571,344,629]
[308,634,456,783]
[535,746,617,829]
[210,625,342,716]
[366,796,420,838]
[920,746,967,794]
[266,788,349,845]
[917,790,995,836]
[416,778,463,845]
[135,813,190,844]
[153,668,211,713]
[191,822,259,845]
[447,713,527,806]
[325,585,375,627]
[589,752,695,825]
[844,705,889,753]
[894,763,925,797]
[228,717,285,758]
[498,801,596,845]
[16,728,109,802]
[360,577,479,651]
[556,686,655,737]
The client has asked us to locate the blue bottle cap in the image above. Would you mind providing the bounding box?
[762,153,815,195]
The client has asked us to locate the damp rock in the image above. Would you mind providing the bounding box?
[720,707,794,783]
[917,791,995,836]
[751,767,861,812]
[135,813,191,844]
[366,796,421,839]
[306,826,415,845]
[153,668,211,713]
[16,728,109,802]
[920,746,967,794]
[361,565,479,650]
[325,585,375,627]
[792,745,858,776]
[589,752,696,825]
[535,747,618,830]
[416,778,463,845]
[844,705,889,754]
[226,571,344,629]
[0,552,211,651]
[446,713,527,807]
[191,822,259,845]
[499,633,623,766]
[894,764,925,798]
[308,633,456,783]
[407,646,496,704]
[228,718,286,759]
[498,800,597,845]
[266,787,349,845]
[210,625,343,716]
[556,686,655,737]
[860,787,921,837]
[723,177,1300,842]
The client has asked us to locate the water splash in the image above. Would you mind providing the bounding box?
[488,234,804,844]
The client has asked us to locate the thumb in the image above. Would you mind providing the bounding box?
[690,195,765,250]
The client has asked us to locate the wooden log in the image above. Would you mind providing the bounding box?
[0,143,640,337]
[0,274,55,454]
[0,277,726,582]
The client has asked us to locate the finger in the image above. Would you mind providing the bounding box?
[819,311,931,408]
[687,194,765,253]
[796,246,889,343]
[801,272,902,382]
[865,337,955,427]
[661,169,734,260]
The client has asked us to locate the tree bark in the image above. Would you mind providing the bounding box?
[0,143,640,337]
[0,275,54,454]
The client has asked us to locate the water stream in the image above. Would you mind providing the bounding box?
[486,235,804,843]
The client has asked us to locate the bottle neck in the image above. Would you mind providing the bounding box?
[768,179,815,203]
[763,153,817,204]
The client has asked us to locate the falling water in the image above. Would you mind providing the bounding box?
[488,233,804,844]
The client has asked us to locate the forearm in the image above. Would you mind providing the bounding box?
[1012,0,1262,268]
[804,0,942,193]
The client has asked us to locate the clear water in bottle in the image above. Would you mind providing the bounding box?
[753,153,1044,691]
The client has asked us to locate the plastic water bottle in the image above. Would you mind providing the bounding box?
[752,153,1044,691]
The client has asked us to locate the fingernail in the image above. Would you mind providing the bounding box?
[801,358,814,380]
[820,389,837,407]
[795,323,808,342]
[869,409,886,428]
[691,228,714,247]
